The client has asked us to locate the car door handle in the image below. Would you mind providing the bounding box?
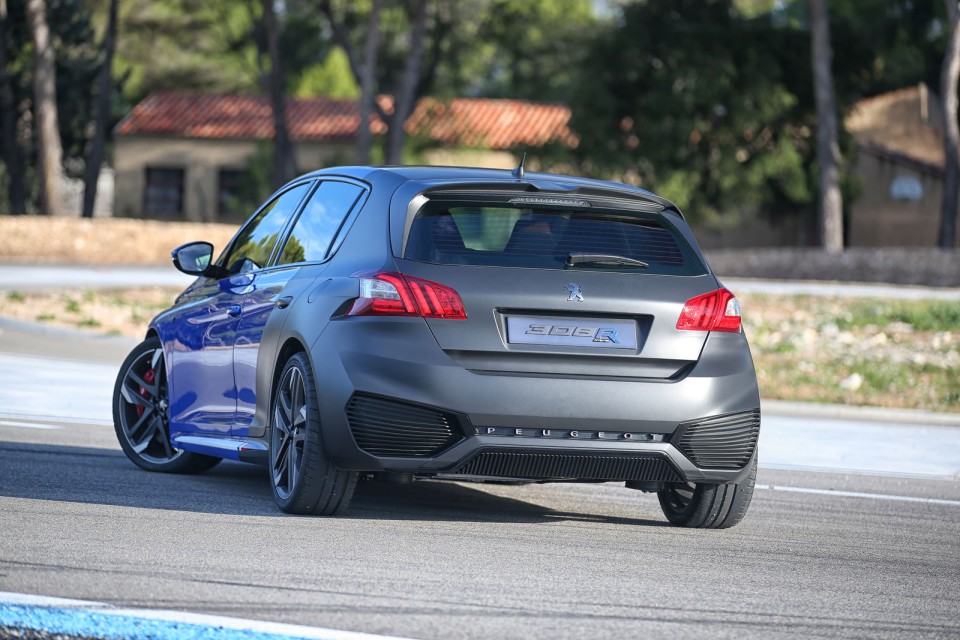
[275,296,294,309]
[227,304,242,318]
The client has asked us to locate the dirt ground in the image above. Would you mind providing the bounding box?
[0,216,238,265]
[2,287,179,339]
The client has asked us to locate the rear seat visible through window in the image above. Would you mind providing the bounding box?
[404,204,706,275]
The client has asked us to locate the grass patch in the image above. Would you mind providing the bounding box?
[837,300,960,332]
[741,292,959,413]
[5,291,25,303]
[64,299,81,314]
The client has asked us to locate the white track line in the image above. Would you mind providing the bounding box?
[0,411,112,426]
[757,484,960,506]
[0,420,63,430]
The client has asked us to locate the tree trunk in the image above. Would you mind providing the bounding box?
[385,0,428,165]
[81,0,118,219]
[0,0,26,214]
[940,1,960,248]
[262,0,296,190]
[810,0,843,253]
[356,0,382,165]
[26,0,64,216]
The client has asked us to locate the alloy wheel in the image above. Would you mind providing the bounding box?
[272,365,308,499]
[116,346,181,463]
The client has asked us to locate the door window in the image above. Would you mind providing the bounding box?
[277,181,364,265]
[220,183,310,274]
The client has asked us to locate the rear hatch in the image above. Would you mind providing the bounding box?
[395,188,718,379]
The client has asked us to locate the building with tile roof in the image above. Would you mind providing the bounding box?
[113,92,574,221]
[112,87,953,247]
[844,84,949,246]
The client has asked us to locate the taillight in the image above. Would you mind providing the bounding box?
[676,288,741,333]
[346,271,467,320]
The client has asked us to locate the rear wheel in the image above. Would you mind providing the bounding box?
[657,456,756,529]
[113,337,221,474]
[270,352,357,515]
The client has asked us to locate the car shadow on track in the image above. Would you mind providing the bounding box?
[0,442,667,527]
[347,479,670,527]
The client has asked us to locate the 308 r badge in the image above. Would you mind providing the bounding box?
[506,315,638,349]
[525,323,620,343]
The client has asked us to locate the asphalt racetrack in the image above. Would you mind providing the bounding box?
[0,319,958,639]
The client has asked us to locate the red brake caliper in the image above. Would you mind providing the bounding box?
[136,368,156,418]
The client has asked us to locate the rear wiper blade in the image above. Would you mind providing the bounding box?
[566,252,649,269]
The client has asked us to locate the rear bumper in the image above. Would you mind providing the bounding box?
[309,317,761,485]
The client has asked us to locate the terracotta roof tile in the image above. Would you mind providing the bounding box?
[406,97,577,148]
[116,92,575,149]
[845,84,944,170]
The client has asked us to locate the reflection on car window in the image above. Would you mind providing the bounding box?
[222,183,310,274]
[277,181,364,265]
[404,204,704,275]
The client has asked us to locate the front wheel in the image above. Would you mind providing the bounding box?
[113,337,221,474]
[657,456,757,529]
[270,352,357,515]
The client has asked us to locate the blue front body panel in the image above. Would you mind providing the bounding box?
[156,267,300,450]
[162,274,251,439]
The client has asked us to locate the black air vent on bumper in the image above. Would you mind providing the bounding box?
[346,394,464,457]
[452,450,682,482]
[674,409,761,470]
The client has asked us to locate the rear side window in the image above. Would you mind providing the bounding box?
[404,204,705,275]
[277,181,364,265]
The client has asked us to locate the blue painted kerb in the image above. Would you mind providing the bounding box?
[0,604,313,640]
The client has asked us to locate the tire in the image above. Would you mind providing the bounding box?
[269,352,357,515]
[113,336,221,474]
[657,455,757,529]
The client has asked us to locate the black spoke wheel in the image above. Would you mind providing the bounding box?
[271,365,307,500]
[269,352,356,515]
[113,337,220,474]
[658,482,701,519]
[657,456,757,529]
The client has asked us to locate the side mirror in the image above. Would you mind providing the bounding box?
[172,241,226,278]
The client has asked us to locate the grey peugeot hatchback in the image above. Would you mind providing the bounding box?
[113,164,761,528]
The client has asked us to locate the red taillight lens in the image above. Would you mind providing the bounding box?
[346,271,467,320]
[676,288,742,333]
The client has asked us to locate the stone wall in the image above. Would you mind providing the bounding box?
[705,247,960,287]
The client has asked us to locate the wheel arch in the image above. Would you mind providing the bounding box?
[273,337,308,393]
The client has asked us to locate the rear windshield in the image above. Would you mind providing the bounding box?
[404,204,706,275]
